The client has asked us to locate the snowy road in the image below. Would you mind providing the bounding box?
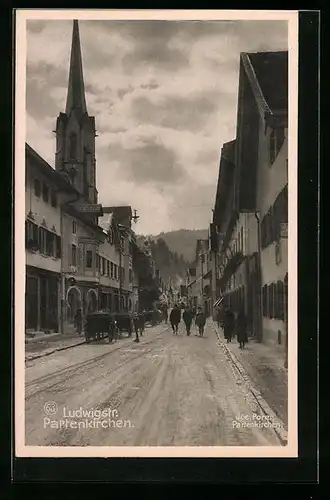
[25,322,284,446]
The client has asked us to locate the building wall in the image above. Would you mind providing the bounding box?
[257,126,288,349]
[257,127,288,219]
[25,161,62,274]
[62,212,100,279]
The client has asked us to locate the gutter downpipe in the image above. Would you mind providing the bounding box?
[254,211,263,342]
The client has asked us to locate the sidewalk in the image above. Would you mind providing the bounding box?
[212,321,288,426]
[25,329,86,360]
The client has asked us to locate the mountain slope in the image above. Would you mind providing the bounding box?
[152,229,209,263]
[136,235,189,286]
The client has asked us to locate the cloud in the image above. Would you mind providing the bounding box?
[104,137,185,186]
[130,91,224,132]
[25,18,289,234]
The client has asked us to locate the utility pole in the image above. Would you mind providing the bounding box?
[200,253,204,308]
[60,204,65,334]
[118,231,123,313]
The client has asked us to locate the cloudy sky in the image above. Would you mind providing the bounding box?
[26,19,287,235]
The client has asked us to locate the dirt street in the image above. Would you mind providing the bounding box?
[25,323,283,446]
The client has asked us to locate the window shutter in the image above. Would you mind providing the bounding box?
[277,281,284,320]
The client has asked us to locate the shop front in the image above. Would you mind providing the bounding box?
[26,266,60,332]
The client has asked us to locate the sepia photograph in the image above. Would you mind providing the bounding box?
[15,9,298,457]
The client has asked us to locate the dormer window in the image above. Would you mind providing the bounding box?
[269,127,285,165]
[69,132,77,160]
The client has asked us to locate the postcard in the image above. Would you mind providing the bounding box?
[15,9,298,458]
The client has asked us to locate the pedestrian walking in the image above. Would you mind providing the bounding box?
[74,308,83,335]
[139,311,145,336]
[195,306,206,337]
[169,304,181,335]
[236,309,248,349]
[133,312,140,343]
[163,306,168,324]
[223,308,235,343]
[183,306,194,336]
[216,307,223,329]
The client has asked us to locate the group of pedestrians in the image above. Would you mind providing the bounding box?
[169,304,207,337]
[217,307,248,349]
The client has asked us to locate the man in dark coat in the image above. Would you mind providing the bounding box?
[74,308,83,335]
[163,305,168,324]
[223,308,235,343]
[182,307,194,336]
[136,310,145,336]
[169,304,181,335]
[133,313,140,342]
[236,309,248,348]
[195,306,206,337]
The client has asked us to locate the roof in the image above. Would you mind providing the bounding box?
[221,139,236,164]
[98,213,114,232]
[26,143,78,194]
[242,51,288,116]
[66,20,87,115]
[213,140,236,226]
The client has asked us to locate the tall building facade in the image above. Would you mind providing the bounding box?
[25,20,141,335]
[210,51,288,362]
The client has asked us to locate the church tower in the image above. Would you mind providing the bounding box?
[55,20,98,205]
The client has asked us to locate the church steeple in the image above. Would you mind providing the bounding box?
[55,19,98,205]
[65,20,87,116]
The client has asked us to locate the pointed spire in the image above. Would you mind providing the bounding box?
[65,20,87,115]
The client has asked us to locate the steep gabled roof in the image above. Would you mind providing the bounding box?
[65,20,88,116]
[26,143,78,194]
[241,51,288,118]
[213,139,236,226]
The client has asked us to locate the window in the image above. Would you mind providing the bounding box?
[56,235,61,258]
[110,262,114,278]
[96,254,99,272]
[269,283,275,319]
[72,220,77,234]
[276,281,285,320]
[262,285,268,317]
[46,231,55,256]
[129,269,132,283]
[25,220,39,250]
[86,250,93,269]
[69,132,77,160]
[51,190,57,208]
[42,183,49,203]
[34,179,41,197]
[114,264,118,280]
[71,244,77,267]
[38,227,47,254]
[100,256,104,275]
[83,148,89,198]
[269,127,285,165]
[107,260,110,277]
[273,185,288,240]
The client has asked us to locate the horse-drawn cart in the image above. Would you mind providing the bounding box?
[112,312,133,337]
[84,312,117,343]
